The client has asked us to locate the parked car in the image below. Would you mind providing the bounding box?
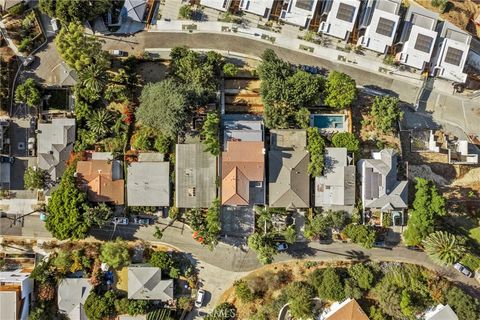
[277,242,289,251]
[111,217,129,225]
[133,217,151,225]
[23,55,35,67]
[406,245,423,251]
[0,156,14,164]
[109,50,128,57]
[51,18,59,33]
[454,263,473,277]
[195,289,205,308]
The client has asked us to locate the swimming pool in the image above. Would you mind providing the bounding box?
[311,114,345,130]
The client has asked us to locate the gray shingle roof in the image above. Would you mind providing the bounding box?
[57,278,92,320]
[37,118,75,181]
[128,267,174,301]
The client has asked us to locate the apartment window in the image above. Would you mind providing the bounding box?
[414,34,434,53]
[336,3,356,22]
[444,47,463,66]
[376,18,395,37]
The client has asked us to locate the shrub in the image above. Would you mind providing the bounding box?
[348,264,374,290]
[234,280,255,303]
[179,5,193,19]
[99,239,131,269]
[18,37,32,53]
[331,132,360,154]
[223,63,238,77]
[343,223,376,248]
[310,267,345,301]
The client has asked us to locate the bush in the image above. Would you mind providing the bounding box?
[179,5,193,19]
[223,63,238,77]
[331,132,360,154]
[343,223,376,248]
[17,37,32,53]
[234,280,255,302]
[99,239,131,269]
[24,167,46,190]
[306,127,325,177]
[348,264,374,290]
[310,267,345,301]
[284,281,315,319]
[84,290,116,320]
[205,302,236,320]
[460,254,480,271]
[445,286,479,320]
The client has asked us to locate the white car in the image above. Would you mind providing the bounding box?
[454,263,473,277]
[277,243,288,251]
[23,55,35,67]
[109,50,128,57]
[111,217,129,225]
[195,289,205,308]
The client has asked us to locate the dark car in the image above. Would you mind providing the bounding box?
[0,156,14,164]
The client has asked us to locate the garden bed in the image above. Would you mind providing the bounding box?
[3,9,45,55]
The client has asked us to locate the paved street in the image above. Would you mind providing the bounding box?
[2,215,479,298]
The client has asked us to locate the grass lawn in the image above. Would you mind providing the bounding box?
[469,227,480,245]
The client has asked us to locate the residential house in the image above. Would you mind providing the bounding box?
[175,144,217,208]
[357,0,401,53]
[200,0,232,12]
[239,0,275,18]
[222,116,265,206]
[128,266,174,301]
[314,148,355,212]
[0,156,9,189]
[396,4,439,70]
[0,0,22,13]
[37,118,75,181]
[57,278,93,320]
[358,149,408,225]
[431,21,471,83]
[447,139,479,164]
[0,269,34,320]
[318,0,361,40]
[320,298,369,320]
[280,0,319,28]
[76,158,125,205]
[121,0,147,23]
[424,304,458,320]
[268,129,309,208]
[127,153,170,207]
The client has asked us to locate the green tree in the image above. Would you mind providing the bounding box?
[84,290,116,320]
[46,166,90,240]
[404,178,446,245]
[205,198,221,248]
[154,133,172,154]
[153,226,163,240]
[15,79,41,108]
[87,109,114,138]
[100,239,131,269]
[247,233,277,265]
[38,0,55,16]
[369,306,387,320]
[178,5,193,19]
[348,264,374,290]
[136,79,188,139]
[223,63,238,77]
[304,214,331,240]
[78,63,108,101]
[128,300,149,315]
[370,96,403,134]
[445,287,479,320]
[84,203,113,228]
[295,107,310,129]
[310,267,345,301]
[344,278,362,299]
[400,289,416,317]
[423,231,466,265]
[332,132,360,154]
[149,251,174,270]
[324,71,357,109]
[344,224,376,248]
[23,167,47,190]
[372,281,403,319]
[202,112,220,156]
[284,281,315,319]
[55,22,109,72]
[45,0,112,23]
[307,127,326,177]
[234,280,255,302]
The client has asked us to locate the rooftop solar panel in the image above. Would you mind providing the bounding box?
[336,3,356,22]
[414,34,433,53]
[376,17,395,37]
[444,47,463,66]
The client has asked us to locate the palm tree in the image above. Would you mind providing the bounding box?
[422,231,466,265]
[79,63,108,95]
[87,109,113,138]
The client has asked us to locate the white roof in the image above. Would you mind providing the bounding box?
[0,292,17,320]
[357,0,401,53]
[280,0,319,27]
[200,0,231,12]
[127,161,170,206]
[123,0,147,22]
[425,304,458,320]
[239,0,274,17]
[315,148,355,207]
[319,0,361,40]
[432,22,470,82]
[397,5,439,69]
